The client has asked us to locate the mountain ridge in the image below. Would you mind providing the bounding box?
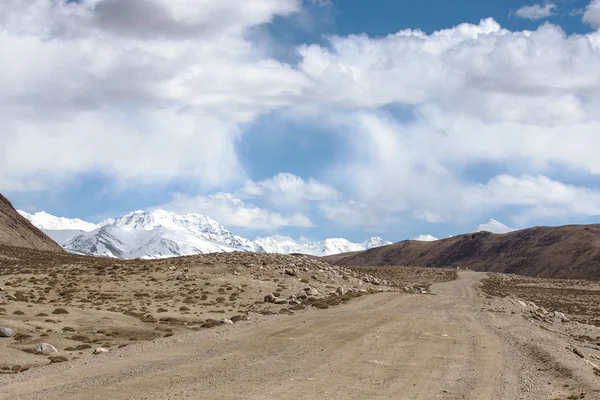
[324,224,600,280]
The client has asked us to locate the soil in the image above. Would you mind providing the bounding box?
[2,265,600,399]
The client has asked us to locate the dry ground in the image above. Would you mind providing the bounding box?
[2,249,600,399]
[0,245,398,376]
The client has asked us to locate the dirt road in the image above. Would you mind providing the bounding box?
[1,271,598,399]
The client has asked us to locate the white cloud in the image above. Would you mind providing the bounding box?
[514,3,556,20]
[5,5,600,231]
[0,0,308,192]
[159,192,313,229]
[318,200,383,227]
[584,0,600,29]
[238,173,338,206]
[286,19,600,226]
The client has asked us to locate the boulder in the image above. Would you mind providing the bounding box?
[0,327,13,338]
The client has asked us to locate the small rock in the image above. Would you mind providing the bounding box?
[371,279,381,286]
[176,274,188,281]
[93,347,109,355]
[284,269,297,277]
[221,319,234,325]
[274,298,288,305]
[336,286,347,295]
[36,343,58,353]
[0,327,13,338]
[264,293,276,303]
[516,300,528,308]
[572,346,585,358]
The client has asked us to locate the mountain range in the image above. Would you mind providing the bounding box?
[18,209,396,259]
[17,210,515,259]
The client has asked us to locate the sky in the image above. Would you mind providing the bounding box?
[2,0,600,243]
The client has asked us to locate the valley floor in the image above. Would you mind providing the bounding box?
[2,271,599,400]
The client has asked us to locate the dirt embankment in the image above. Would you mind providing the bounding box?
[325,225,600,280]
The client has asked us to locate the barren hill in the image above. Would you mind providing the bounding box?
[325,225,600,280]
[0,194,63,252]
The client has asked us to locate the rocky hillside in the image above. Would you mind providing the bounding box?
[0,194,63,252]
[325,225,600,280]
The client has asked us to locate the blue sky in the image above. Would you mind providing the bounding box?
[3,0,600,242]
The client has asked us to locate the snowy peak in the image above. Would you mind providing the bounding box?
[18,210,98,231]
[411,234,439,242]
[362,236,393,249]
[473,219,516,234]
[107,209,226,233]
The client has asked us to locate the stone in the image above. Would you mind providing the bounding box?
[264,293,276,303]
[307,288,319,296]
[572,346,585,358]
[93,347,109,355]
[284,269,297,277]
[221,319,234,325]
[516,300,528,308]
[274,298,288,305]
[36,343,58,353]
[295,292,308,300]
[336,286,347,295]
[0,327,13,338]
[176,274,188,281]
[372,279,381,286]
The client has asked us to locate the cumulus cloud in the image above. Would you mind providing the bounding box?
[5,4,600,230]
[238,173,338,206]
[158,192,313,229]
[583,0,600,29]
[0,0,307,192]
[289,19,600,226]
[514,3,556,20]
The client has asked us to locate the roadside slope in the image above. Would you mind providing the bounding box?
[325,225,600,280]
[0,194,63,252]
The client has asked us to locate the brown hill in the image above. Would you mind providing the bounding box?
[0,193,64,252]
[324,225,600,280]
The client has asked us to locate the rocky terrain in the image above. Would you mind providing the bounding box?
[0,244,401,377]
[325,225,600,280]
[0,195,63,253]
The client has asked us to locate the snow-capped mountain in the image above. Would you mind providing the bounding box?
[473,219,516,234]
[411,234,439,242]
[63,210,262,259]
[19,209,392,259]
[253,236,392,257]
[18,210,98,231]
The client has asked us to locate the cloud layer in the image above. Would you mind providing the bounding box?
[3,0,600,232]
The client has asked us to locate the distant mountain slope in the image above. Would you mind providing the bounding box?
[325,225,600,280]
[17,210,99,231]
[0,194,63,252]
